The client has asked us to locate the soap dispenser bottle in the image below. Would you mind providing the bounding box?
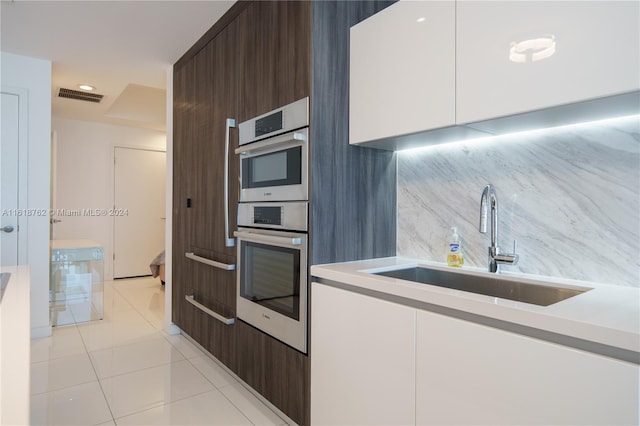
[447,227,464,267]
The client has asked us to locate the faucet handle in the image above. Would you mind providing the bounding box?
[509,240,519,265]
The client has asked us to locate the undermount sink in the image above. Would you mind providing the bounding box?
[373,267,589,306]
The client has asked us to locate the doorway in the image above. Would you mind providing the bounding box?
[113,147,166,278]
[0,89,28,267]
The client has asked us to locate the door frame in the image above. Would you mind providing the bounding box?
[1,86,29,265]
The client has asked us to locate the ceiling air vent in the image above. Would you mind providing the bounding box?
[58,88,104,103]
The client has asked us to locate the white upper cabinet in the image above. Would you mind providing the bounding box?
[350,0,639,149]
[456,1,640,124]
[349,0,455,147]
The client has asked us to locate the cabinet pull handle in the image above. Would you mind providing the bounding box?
[185,252,235,271]
[224,118,236,247]
[185,295,235,325]
[233,230,303,246]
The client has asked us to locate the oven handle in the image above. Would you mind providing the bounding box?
[224,118,236,247]
[185,295,235,325]
[235,130,306,156]
[234,231,303,246]
[185,252,236,271]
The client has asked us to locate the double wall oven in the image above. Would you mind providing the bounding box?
[234,97,309,353]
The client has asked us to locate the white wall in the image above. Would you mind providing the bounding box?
[0,52,52,338]
[397,116,640,287]
[163,67,179,335]
[52,117,166,280]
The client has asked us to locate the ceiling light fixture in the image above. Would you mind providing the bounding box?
[509,35,556,63]
[78,84,95,91]
[416,17,426,23]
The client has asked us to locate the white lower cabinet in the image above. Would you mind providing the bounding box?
[415,309,639,425]
[311,282,639,425]
[310,283,416,425]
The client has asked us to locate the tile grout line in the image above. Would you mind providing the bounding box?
[103,278,207,424]
[76,283,116,424]
[109,388,217,423]
[59,277,284,425]
[183,351,288,426]
[181,356,259,425]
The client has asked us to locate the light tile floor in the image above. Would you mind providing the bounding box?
[30,277,288,426]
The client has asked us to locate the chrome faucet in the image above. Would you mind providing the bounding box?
[479,184,518,273]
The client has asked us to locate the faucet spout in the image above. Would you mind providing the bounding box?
[478,184,518,273]
[479,184,498,244]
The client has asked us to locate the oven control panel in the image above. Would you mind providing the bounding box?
[253,206,282,226]
[238,202,308,232]
[255,111,283,138]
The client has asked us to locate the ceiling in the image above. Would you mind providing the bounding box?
[0,0,235,132]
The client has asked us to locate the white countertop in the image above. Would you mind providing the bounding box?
[0,265,31,425]
[311,257,640,355]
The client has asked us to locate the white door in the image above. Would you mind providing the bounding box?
[113,147,166,278]
[1,91,26,267]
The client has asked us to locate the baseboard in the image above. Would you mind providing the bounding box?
[164,322,181,336]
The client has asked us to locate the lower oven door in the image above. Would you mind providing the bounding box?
[234,228,308,353]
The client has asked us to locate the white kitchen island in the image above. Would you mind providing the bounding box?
[0,265,30,425]
[310,257,639,425]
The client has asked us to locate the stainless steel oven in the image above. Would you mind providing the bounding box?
[237,97,309,203]
[235,201,308,353]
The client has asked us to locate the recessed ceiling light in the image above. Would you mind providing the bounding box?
[416,17,426,23]
[78,84,95,91]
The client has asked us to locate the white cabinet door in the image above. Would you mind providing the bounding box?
[456,1,640,124]
[311,283,416,425]
[416,310,639,425]
[349,0,455,145]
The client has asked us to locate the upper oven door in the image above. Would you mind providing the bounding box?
[236,128,308,202]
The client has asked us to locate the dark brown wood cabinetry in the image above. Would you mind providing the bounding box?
[172,15,240,370]
[237,1,311,123]
[173,2,396,425]
[236,320,308,424]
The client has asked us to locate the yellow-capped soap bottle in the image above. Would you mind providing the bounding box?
[447,227,464,267]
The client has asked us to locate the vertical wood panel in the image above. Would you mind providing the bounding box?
[236,320,308,425]
[174,2,398,426]
[310,0,397,266]
[237,1,311,123]
[172,17,240,372]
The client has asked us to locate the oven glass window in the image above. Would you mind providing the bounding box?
[252,151,287,182]
[240,241,300,320]
[242,146,302,189]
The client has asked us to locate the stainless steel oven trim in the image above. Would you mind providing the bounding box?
[237,128,309,203]
[238,97,309,146]
[235,130,306,156]
[235,227,308,354]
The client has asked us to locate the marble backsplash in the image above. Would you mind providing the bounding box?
[397,116,640,287]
